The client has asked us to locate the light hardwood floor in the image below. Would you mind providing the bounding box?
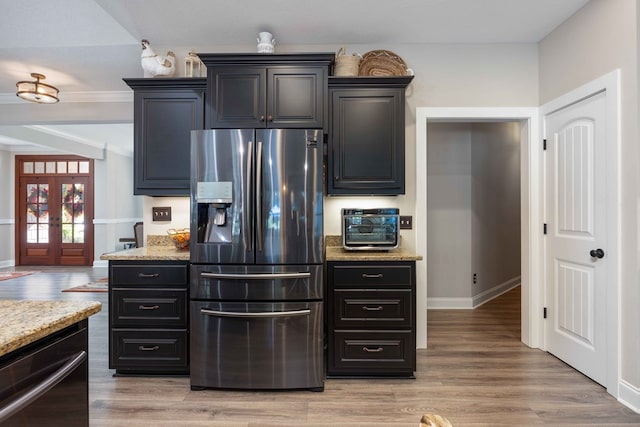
[1,266,639,426]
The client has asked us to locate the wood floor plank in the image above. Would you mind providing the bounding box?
[1,267,639,426]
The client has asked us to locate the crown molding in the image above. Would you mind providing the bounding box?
[0,91,132,104]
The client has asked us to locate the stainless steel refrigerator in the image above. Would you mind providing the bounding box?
[189,128,324,391]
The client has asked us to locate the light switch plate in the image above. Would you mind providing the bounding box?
[152,206,172,221]
[400,215,412,229]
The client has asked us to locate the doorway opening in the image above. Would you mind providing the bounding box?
[426,121,522,312]
[414,107,541,351]
[15,155,95,266]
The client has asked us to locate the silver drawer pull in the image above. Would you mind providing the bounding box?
[138,305,160,310]
[138,273,160,279]
[362,306,384,311]
[362,273,383,279]
[138,345,159,351]
[201,272,311,280]
[363,347,384,353]
[201,308,310,318]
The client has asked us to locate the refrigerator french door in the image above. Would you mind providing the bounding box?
[189,128,324,391]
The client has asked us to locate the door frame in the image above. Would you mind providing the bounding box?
[415,106,541,351]
[540,69,620,396]
[14,155,95,266]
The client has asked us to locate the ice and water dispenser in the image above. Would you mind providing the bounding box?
[195,181,233,244]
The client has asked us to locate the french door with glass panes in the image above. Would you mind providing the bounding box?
[16,156,94,266]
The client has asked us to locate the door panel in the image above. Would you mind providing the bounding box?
[256,129,323,265]
[17,156,94,266]
[545,91,606,385]
[191,129,254,264]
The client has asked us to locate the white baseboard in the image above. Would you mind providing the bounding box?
[427,276,521,309]
[93,260,108,268]
[472,276,521,308]
[427,296,473,309]
[0,260,15,269]
[619,380,640,414]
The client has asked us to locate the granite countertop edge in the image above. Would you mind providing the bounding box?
[100,235,190,261]
[0,300,102,358]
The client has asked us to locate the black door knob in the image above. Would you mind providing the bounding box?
[590,248,605,258]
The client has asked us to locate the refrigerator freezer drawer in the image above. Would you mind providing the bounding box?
[190,264,323,301]
[190,301,324,390]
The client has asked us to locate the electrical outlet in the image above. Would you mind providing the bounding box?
[152,206,172,221]
[399,215,412,229]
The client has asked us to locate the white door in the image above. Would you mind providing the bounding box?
[544,91,609,385]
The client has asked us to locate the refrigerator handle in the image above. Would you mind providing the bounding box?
[246,140,253,252]
[256,140,263,252]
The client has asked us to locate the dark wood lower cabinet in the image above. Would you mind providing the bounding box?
[327,261,416,377]
[108,260,189,375]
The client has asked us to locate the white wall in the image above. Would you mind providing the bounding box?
[470,122,521,298]
[94,150,143,262]
[0,148,14,267]
[426,123,472,299]
[539,0,640,401]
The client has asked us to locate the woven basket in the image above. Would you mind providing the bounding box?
[358,50,409,76]
[334,47,362,76]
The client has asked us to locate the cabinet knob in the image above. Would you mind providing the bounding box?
[267,115,273,122]
[260,115,265,122]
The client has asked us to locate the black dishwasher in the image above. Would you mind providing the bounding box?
[0,320,89,427]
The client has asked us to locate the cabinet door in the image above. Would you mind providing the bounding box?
[208,66,266,128]
[329,88,405,195]
[134,89,204,196]
[268,67,324,128]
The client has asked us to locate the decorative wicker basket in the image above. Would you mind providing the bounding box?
[358,50,410,76]
[334,47,362,76]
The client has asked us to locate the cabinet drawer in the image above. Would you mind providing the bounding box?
[111,289,187,327]
[110,329,188,372]
[331,263,413,288]
[110,264,188,287]
[330,331,414,375]
[333,289,412,328]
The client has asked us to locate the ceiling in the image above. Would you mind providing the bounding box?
[0,0,590,155]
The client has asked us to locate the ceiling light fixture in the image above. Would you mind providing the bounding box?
[16,73,59,104]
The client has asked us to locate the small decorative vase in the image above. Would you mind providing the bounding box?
[257,32,275,53]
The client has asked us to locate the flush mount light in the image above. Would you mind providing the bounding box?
[16,73,59,104]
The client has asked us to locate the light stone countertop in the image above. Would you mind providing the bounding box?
[325,235,423,262]
[0,300,102,357]
[100,235,190,261]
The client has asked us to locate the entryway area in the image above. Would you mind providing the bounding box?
[15,155,95,266]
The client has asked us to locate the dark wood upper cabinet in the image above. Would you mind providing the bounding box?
[199,53,333,129]
[124,78,206,196]
[328,76,413,196]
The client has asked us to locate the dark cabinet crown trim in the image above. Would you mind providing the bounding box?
[123,77,207,90]
[328,75,414,88]
[198,53,335,66]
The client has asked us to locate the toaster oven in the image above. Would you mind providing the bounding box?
[342,208,400,250]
